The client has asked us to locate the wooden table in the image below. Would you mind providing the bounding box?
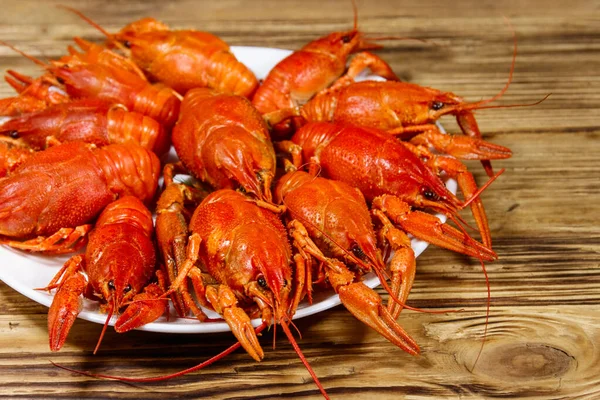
[1,0,599,398]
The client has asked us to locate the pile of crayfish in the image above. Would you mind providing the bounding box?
[0,6,520,399]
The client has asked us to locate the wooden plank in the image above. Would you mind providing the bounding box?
[0,306,598,398]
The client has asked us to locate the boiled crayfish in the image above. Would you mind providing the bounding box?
[42,196,163,352]
[0,141,160,253]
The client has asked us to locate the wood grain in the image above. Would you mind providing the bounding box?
[1,0,599,398]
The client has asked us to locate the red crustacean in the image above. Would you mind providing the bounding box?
[42,195,164,351]
[295,80,513,164]
[172,88,278,205]
[158,188,330,397]
[51,55,180,130]
[289,30,524,177]
[252,9,399,138]
[55,187,327,397]
[283,121,499,250]
[114,18,259,97]
[1,40,181,130]
[62,8,259,98]
[0,141,160,253]
[274,169,494,320]
[0,99,170,155]
[164,189,297,358]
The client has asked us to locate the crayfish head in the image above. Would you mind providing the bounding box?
[49,63,113,100]
[90,233,155,311]
[303,29,363,61]
[413,184,461,215]
[97,262,139,312]
[427,91,467,120]
[245,252,293,323]
[348,235,385,274]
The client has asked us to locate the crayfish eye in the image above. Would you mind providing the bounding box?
[56,77,65,85]
[422,187,439,201]
[123,40,132,49]
[123,284,132,294]
[107,280,115,291]
[257,276,268,289]
[351,245,367,261]
[8,130,19,139]
[341,35,351,43]
[431,101,445,111]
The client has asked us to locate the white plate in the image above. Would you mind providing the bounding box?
[0,46,457,334]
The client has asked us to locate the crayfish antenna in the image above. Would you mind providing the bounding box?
[52,322,269,382]
[461,168,506,209]
[57,5,130,54]
[93,303,114,355]
[370,264,462,314]
[462,17,517,111]
[466,93,551,112]
[444,214,492,372]
[469,257,491,373]
[362,35,436,46]
[351,0,358,31]
[456,17,548,114]
[280,320,330,399]
[0,40,49,68]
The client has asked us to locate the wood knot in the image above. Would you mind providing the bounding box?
[475,343,574,381]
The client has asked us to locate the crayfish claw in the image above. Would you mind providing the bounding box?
[222,306,264,362]
[411,129,512,161]
[114,283,167,333]
[337,281,419,356]
[206,284,264,362]
[47,272,87,351]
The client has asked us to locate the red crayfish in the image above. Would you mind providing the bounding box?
[42,195,164,352]
[0,141,160,253]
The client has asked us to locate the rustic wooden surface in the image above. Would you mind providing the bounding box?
[1,0,599,398]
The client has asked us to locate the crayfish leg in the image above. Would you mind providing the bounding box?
[0,224,91,254]
[372,195,496,260]
[456,111,495,177]
[288,219,419,355]
[289,253,307,317]
[155,170,201,317]
[274,140,304,170]
[422,154,494,249]
[318,51,399,98]
[184,268,222,322]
